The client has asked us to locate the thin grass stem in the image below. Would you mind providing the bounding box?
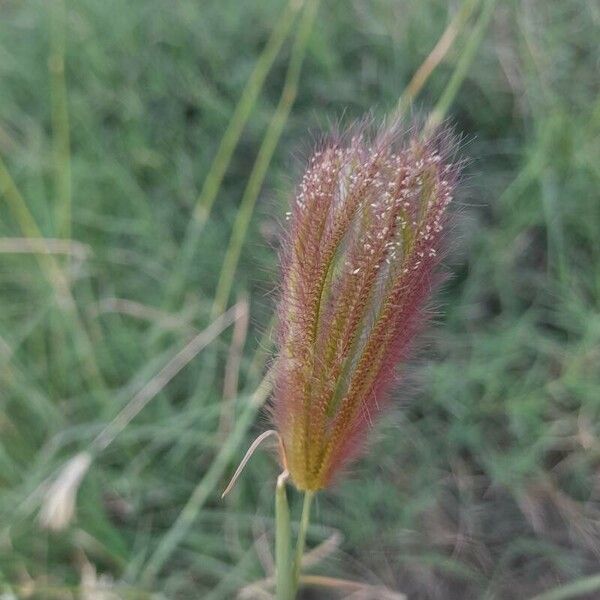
[291,490,314,596]
[426,0,498,131]
[396,0,480,116]
[0,157,104,389]
[162,0,302,309]
[210,0,321,319]
[90,303,242,454]
[528,575,600,600]
[275,471,293,600]
[140,371,273,584]
[49,0,72,240]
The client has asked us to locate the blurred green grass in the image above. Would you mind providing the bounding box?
[1,0,599,598]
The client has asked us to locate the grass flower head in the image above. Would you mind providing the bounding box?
[272,121,459,491]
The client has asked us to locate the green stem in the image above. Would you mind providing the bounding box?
[275,484,315,600]
[396,0,480,116]
[140,373,272,584]
[275,472,293,600]
[210,0,321,320]
[161,0,301,310]
[0,158,105,391]
[292,490,314,595]
[426,0,497,131]
[528,574,600,600]
[49,0,72,240]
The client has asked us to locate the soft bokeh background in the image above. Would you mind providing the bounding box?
[1,1,599,598]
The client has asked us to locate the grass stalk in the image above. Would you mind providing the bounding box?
[292,490,314,595]
[275,484,315,600]
[210,0,321,319]
[0,157,104,389]
[528,575,600,600]
[426,0,498,131]
[162,0,302,309]
[275,471,293,600]
[396,0,480,116]
[49,0,72,240]
[90,303,242,454]
[140,371,273,584]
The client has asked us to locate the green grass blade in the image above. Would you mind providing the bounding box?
[210,0,321,319]
[140,372,272,584]
[396,0,480,115]
[162,0,302,309]
[49,0,71,239]
[529,575,600,600]
[426,0,498,130]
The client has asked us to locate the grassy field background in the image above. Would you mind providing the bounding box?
[1,0,599,598]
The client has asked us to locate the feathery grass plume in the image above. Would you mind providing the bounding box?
[272,120,459,491]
